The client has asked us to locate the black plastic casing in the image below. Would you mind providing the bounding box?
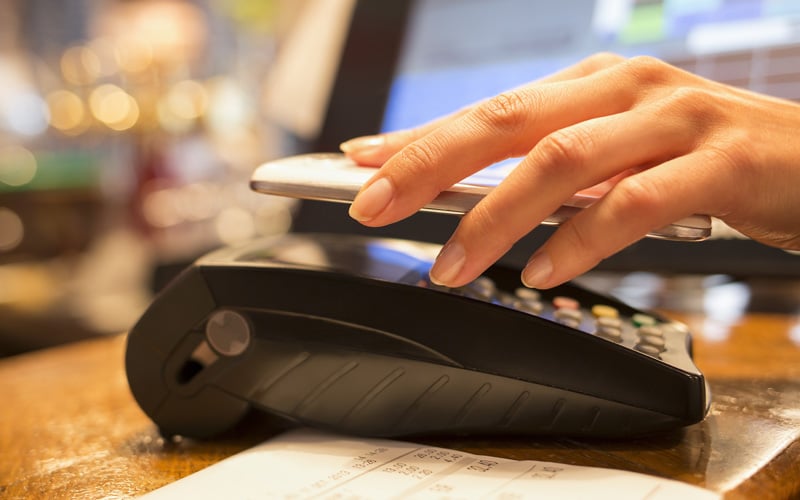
[125,234,708,439]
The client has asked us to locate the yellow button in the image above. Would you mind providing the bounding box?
[592,304,619,319]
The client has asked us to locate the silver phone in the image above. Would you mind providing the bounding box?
[250,153,712,242]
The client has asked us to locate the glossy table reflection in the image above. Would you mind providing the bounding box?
[1,275,799,499]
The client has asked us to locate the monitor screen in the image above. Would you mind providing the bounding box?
[383,0,800,134]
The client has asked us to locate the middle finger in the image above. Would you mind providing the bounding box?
[349,69,640,226]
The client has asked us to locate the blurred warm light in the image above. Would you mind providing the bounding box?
[87,38,120,78]
[142,182,223,228]
[89,84,140,131]
[0,207,24,252]
[176,182,220,221]
[204,77,254,135]
[158,79,209,133]
[115,37,154,74]
[61,46,101,86]
[254,200,294,236]
[214,128,262,170]
[0,145,38,187]
[129,87,161,132]
[168,80,208,120]
[46,90,88,134]
[791,320,800,346]
[142,187,182,228]
[95,0,207,68]
[215,207,256,244]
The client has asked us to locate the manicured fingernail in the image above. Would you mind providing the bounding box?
[340,135,385,154]
[349,177,394,222]
[522,251,553,288]
[430,241,466,286]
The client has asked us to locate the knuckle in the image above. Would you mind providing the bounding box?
[395,139,458,194]
[396,140,440,175]
[581,52,626,73]
[653,86,734,137]
[474,91,532,135]
[559,219,594,254]
[463,201,503,240]
[535,127,594,171]
[459,203,515,253]
[663,86,718,115]
[611,174,662,215]
[620,55,674,86]
[559,221,605,268]
[647,87,704,126]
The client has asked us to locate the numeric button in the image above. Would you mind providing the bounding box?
[554,307,582,328]
[513,288,543,315]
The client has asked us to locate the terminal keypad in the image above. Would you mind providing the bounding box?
[418,273,690,367]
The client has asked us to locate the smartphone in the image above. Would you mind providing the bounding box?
[250,153,712,242]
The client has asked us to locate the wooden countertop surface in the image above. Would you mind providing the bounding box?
[1,303,799,499]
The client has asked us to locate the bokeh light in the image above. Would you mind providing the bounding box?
[0,145,38,187]
[158,79,209,133]
[215,207,256,244]
[0,207,24,252]
[60,46,101,86]
[114,37,154,74]
[46,90,88,134]
[89,84,140,131]
[2,91,49,137]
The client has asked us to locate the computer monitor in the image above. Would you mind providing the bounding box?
[296,0,800,277]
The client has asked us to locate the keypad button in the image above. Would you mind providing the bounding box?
[515,298,544,315]
[632,313,658,327]
[638,334,666,350]
[591,304,619,319]
[555,307,583,323]
[635,343,662,358]
[514,287,541,301]
[553,296,580,310]
[470,276,497,300]
[558,317,581,329]
[597,316,622,329]
[597,325,623,342]
[638,325,663,338]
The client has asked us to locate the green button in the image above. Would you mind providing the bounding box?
[632,313,657,327]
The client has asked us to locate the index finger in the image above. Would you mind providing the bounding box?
[341,53,627,166]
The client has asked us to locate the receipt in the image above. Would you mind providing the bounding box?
[141,429,720,499]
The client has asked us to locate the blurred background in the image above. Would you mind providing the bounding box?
[2,0,799,358]
[0,0,320,356]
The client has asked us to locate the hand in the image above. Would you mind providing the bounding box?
[340,53,800,289]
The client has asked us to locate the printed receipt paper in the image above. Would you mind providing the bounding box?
[141,429,720,499]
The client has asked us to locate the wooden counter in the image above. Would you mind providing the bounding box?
[1,295,799,499]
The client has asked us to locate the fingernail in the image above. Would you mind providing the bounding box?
[430,241,466,286]
[522,251,553,288]
[349,177,394,222]
[340,135,385,154]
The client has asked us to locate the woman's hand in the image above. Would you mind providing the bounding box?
[340,53,800,289]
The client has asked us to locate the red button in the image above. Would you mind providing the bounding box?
[553,296,580,310]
